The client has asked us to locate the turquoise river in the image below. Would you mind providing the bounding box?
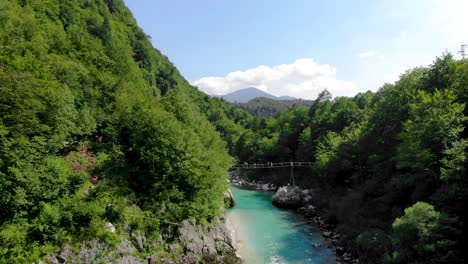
[227,186,336,264]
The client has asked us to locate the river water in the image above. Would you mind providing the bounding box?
[227,186,335,264]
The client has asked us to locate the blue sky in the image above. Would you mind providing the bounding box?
[125,0,468,99]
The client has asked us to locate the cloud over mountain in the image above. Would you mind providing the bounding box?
[191,58,359,100]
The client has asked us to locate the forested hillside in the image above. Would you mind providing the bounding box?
[232,55,468,263]
[0,0,246,262]
[231,97,313,117]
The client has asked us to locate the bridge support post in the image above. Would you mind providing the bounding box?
[290,162,295,186]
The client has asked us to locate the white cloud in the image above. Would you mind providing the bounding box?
[358,51,377,57]
[191,58,359,100]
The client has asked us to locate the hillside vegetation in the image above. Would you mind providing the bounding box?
[0,0,247,262]
[232,97,313,117]
[232,55,468,263]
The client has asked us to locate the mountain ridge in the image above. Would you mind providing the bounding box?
[213,87,297,103]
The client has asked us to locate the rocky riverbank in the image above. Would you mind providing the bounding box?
[43,217,240,264]
[229,171,277,191]
[230,171,358,264]
[42,190,241,264]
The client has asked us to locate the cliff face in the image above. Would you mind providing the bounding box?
[45,218,240,264]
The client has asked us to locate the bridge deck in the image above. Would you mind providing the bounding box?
[231,161,313,169]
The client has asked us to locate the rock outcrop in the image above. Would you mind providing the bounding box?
[295,189,359,264]
[271,185,302,209]
[230,179,276,191]
[170,218,239,263]
[224,189,236,208]
[44,217,240,264]
[229,170,277,191]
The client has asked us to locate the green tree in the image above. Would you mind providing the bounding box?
[391,202,440,264]
[395,89,466,175]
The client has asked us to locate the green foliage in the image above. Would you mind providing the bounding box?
[440,139,467,181]
[356,230,390,263]
[0,223,28,260]
[232,54,467,264]
[395,89,466,175]
[0,156,82,223]
[0,0,235,261]
[120,96,230,221]
[391,202,440,263]
[423,53,458,92]
[232,97,313,117]
[314,131,343,172]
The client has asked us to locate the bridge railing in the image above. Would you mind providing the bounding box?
[231,161,313,169]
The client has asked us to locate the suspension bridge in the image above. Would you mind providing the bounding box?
[231,161,313,169]
[231,161,314,186]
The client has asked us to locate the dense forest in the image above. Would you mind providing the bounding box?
[0,0,467,263]
[0,0,246,262]
[230,55,467,263]
[231,97,313,117]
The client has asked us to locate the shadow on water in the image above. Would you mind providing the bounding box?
[275,211,335,264]
[228,186,335,264]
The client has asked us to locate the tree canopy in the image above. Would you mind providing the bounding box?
[229,54,467,263]
[0,0,240,262]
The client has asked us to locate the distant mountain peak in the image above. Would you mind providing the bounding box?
[278,95,296,100]
[213,87,296,103]
[243,87,261,91]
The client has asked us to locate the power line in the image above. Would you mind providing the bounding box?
[459,44,467,59]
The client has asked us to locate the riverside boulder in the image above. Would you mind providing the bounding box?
[272,185,302,209]
[224,189,236,208]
